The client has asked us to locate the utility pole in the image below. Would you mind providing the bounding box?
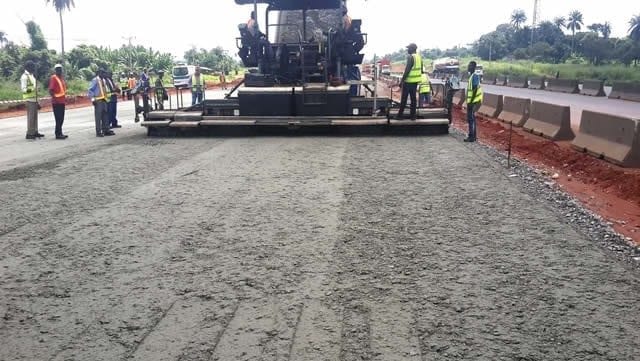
[530,0,541,47]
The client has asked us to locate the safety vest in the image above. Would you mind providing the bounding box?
[405,53,422,84]
[51,75,66,98]
[419,74,431,94]
[192,75,202,92]
[23,72,36,100]
[104,78,114,99]
[466,73,484,104]
[93,76,107,101]
[120,78,128,89]
[128,77,136,89]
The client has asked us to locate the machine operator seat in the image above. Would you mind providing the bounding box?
[238,23,275,73]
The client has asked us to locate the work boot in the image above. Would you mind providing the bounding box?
[463,137,476,143]
[26,134,37,140]
[35,132,45,138]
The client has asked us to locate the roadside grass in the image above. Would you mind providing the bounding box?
[463,59,640,84]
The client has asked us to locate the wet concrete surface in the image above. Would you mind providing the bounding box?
[1,101,639,359]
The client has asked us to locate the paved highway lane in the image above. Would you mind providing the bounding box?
[463,82,640,127]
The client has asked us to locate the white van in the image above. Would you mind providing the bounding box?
[172,65,196,88]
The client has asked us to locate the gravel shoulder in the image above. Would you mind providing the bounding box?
[0,131,639,360]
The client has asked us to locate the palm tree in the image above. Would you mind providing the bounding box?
[553,16,566,30]
[630,14,640,42]
[510,9,527,29]
[566,10,584,55]
[0,31,7,48]
[46,0,75,63]
[601,22,612,39]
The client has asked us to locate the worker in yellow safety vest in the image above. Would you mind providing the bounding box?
[465,60,483,142]
[191,66,204,105]
[419,73,431,108]
[21,60,43,139]
[87,68,114,137]
[395,43,422,120]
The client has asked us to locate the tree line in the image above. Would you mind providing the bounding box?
[378,11,640,67]
[0,0,240,93]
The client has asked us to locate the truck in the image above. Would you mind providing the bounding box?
[142,0,451,136]
[432,57,460,78]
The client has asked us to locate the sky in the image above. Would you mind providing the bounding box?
[1,0,638,61]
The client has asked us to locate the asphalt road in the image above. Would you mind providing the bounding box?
[1,90,639,360]
[465,82,640,127]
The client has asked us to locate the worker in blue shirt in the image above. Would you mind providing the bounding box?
[139,68,151,120]
[87,69,114,137]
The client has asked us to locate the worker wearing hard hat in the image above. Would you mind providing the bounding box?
[395,43,422,120]
[21,60,43,140]
[465,60,483,142]
[419,73,431,108]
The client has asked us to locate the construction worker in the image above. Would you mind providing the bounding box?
[127,73,136,101]
[418,73,431,108]
[395,43,422,120]
[247,11,258,37]
[104,71,121,128]
[131,73,142,122]
[191,66,204,105]
[139,68,151,120]
[154,70,167,110]
[341,2,352,32]
[465,61,483,142]
[48,64,68,139]
[87,69,114,137]
[219,72,227,90]
[21,60,43,140]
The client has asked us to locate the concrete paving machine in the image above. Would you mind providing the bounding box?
[142,0,451,136]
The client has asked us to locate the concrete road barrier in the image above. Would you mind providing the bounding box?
[498,96,531,127]
[523,101,575,140]
[571,110,640,167]
[581,79,606,97]
[482,76,496,85]
[609,81,640,102]
[528,77,546,90]
[477,93,503,118]
[545,78,579,94]
[507,76,528,88]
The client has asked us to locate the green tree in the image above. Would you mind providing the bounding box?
[46,0,75,63]
[630,14,640,42]
[601,22,612,39]
[25,21,48,51]
[553,17,566,30]
[0,31,7,48]
[587,23,602,36]
[510,9,527,29]
[567,10,584,55]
